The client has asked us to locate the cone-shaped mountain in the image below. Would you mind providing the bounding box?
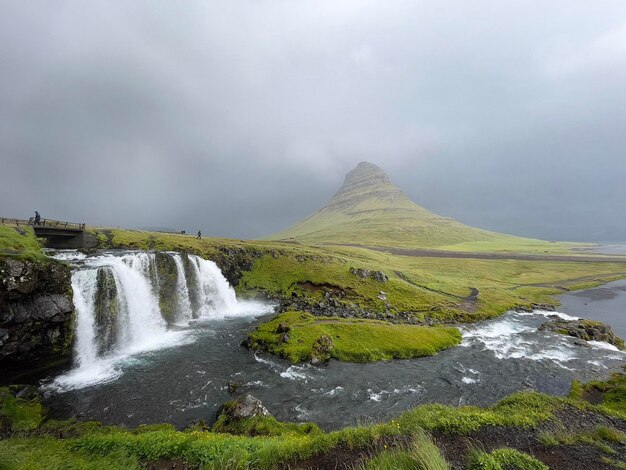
[269,162,532,249]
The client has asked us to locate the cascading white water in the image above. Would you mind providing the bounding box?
[71,269,99,368]
[188,254,239,317]
[108,254,167,352]
[49,250,271,391]
[171,253,193,322]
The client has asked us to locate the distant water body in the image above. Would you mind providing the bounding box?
[559,279,626,339]
[585,244,626,255]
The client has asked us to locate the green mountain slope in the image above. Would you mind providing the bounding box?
[268,162,567,252]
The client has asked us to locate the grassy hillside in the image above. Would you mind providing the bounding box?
[268,162,585,254]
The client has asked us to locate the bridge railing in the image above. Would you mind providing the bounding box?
[0,217,32,227]
[1,217,85,231]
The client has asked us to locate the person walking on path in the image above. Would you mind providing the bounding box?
[197,230,202,239]
[34,211,41,225]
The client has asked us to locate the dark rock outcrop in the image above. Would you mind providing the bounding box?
[311,334,334,364]
[210,246,264,287]
[0,258,75,368]
[349,267,388,283]
[216,394,271,422]
[540,318,625,349]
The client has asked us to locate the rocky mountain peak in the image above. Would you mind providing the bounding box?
[329,162,408,210]
[339,162,390,192]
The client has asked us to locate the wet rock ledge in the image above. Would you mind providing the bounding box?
[0,258,75,370]
[540,317,625,350]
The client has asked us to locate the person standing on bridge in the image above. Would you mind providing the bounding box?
[34,211,41,225]
[197,230,202,239]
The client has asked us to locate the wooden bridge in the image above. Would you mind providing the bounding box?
[1,217,94,249]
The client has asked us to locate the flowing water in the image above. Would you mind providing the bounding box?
[41,250,626,430]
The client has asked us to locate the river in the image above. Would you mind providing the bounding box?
[40,250,626,430]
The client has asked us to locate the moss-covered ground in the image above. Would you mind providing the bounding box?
[2,377,626,469]
[570,371,626,414]
[246,311,461,363]
[0,226,46,261]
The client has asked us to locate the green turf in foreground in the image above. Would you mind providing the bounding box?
[467,447,548,470]
[246,311,462,363]
[1,387,624,470]
[361,430,449,470]
[0,387,44,432]
[569,372,626,414]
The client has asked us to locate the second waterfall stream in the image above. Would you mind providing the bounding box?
[48,251,272,391]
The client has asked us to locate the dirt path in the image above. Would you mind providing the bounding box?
[335,244,626,264]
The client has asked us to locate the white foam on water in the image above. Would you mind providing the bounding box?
[295,404,309,419]
[254,353,280,368]
[587,360,608,369]
[324,386,345,397]
[48,251,270,392]
[280,365,311,381]
[244,380,266,387]
[47,329,193,392]
[461,311,578,366]
[462,377,478,384]
[588,340,623,352]
[47,250,87,261]
[517,309,579,321]
[367,385,421,401]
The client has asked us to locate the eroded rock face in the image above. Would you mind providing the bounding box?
[539,318,625,349]
[0,258,75,367]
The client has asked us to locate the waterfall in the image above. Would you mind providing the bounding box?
[171,253,193,322]
[71,269,99,368]
[49,250,261,391]
[188,254,239,317]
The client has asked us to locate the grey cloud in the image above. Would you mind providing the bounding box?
[1,1,625,242]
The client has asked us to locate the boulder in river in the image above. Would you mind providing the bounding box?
[539,318,625,350]
[216,394,271,422]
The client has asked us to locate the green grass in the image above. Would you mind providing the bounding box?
[212,411,322,437]
[240,245,626,321]
[569,372,626,414]
[538,425,626,458]
[467,447,548,470]
[0,437,141,470]
[247,311,461,363]
[0,226,46,261]
[3,384,626,470]
[361,430,449,470]
[88,227,626,325]
[0,387,45,432]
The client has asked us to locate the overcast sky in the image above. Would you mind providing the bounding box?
[1,1,625,242]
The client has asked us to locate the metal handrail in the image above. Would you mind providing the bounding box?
[1,217,85,231]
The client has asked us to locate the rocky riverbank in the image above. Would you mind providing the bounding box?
[0,257,75,374]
